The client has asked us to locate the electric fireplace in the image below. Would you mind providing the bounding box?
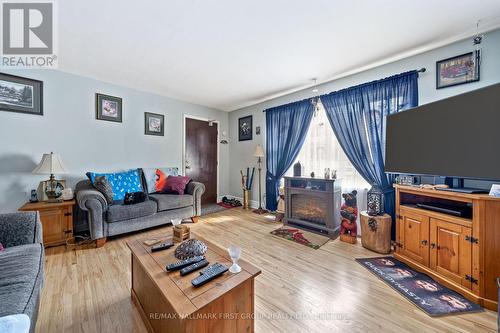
[284,176,341,238]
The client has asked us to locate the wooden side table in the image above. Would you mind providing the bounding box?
[19,200,75,247]
[360,211,392,254]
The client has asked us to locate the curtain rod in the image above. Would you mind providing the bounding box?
[263,68,426,112]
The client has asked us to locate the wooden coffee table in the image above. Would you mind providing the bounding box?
[127,233,261,333]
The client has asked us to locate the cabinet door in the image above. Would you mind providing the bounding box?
[400,209,430,266]
[62,206,73,240]
[39,208,65,245]
[430,218,472,289]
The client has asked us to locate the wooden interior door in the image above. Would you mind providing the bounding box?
[430,218,472,289]
[185,118,218,204]
[400,209,430,266]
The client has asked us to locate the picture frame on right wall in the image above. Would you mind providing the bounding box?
[436,51,480,89]
[238,115,252,141]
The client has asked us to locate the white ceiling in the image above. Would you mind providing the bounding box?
[59,0,500,111]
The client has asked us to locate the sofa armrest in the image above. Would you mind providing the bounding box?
[75,180,108,240]
[0,212,42,248]
[185,181,205,216]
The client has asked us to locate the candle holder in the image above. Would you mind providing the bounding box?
[227,245,242,273]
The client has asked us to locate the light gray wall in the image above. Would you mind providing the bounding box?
[0,69,229,213]
[228,28,500,204]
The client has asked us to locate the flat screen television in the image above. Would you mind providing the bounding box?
[385,82,500,182]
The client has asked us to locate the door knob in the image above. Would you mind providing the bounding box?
[421,240,428,246]
[430,243,436,249]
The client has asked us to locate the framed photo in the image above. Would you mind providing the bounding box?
[144,112,164,136]
[0,73,43,116]
[436,51,480,89]
[256,126,261,135]
[96,93,122,122]
[238,115,252,141]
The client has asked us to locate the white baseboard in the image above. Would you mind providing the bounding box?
[218,194,259,209]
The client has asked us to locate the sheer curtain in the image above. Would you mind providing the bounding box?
[285,102,369,233]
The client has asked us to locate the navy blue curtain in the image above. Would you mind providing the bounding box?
[265,99,314,211]
[320,71,418,238]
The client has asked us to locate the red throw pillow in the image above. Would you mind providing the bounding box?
[155,169,168,192]
[161,176,191,195]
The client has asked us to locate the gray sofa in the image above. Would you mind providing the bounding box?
[0,212,44,333]
[75,180,205,246]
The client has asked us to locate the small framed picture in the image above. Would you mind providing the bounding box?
[0,73,43,116]
[436,51,480,89]
[144,112,164,136]
[238,115,252,141]
[256,126,261,135]
[96,93,122,122]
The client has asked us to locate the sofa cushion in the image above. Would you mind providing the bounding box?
[87,169,143,201]
[106,200,157,223]
[0,244,43,318]
[150,193,194,211]
[142,167,179,194]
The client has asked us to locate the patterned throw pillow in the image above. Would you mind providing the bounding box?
[142,167,179,193]
[93,176,114,204]
[160,176,191,195]
[87,169,143,201]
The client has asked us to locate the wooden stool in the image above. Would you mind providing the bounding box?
[360,211,391,254]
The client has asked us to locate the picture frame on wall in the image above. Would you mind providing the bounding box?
[238,115,252,141]
[0,73,43,116]
[96,93,122,122]
[144,112,164,136]
[436,51,480,89]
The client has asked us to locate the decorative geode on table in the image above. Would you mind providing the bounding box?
[174,239,208,260]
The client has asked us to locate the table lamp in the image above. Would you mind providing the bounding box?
[253,144,268,214]
[32,152,67,202]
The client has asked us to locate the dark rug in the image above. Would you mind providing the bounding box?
[201,203,227,216]
[356,257,483,317]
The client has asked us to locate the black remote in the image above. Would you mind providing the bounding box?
[191,263,228,287]
[180,259,209,276]
[151,242,173,252]
[166,256,205,271]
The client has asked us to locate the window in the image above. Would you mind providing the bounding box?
[286,101,370,189]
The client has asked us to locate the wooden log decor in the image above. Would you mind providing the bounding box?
[360,211,392,254]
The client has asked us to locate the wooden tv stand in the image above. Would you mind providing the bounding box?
[394,184,500,311]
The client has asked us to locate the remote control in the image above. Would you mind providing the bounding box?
[166,256,205,271]
[180,259,209,276]
[151,242,173,252]
[191,263,228,287]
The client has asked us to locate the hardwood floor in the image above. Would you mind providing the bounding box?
[37,208,498,333]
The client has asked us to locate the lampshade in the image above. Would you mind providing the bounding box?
[32,152,67,175]
[254,144,265,158]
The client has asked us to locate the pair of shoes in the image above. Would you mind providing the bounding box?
[222,196,242,207]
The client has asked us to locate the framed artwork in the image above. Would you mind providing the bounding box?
[0,73,43,115]
[238,115,252,141]
[144,112,164,136]
[256,126,261,135]
[96,93,122,122]
[436,51,480,89]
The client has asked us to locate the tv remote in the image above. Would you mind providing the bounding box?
[151,242,173,252]
[166,256,205,271]
[191,263,228,287]
[180,259,209,276]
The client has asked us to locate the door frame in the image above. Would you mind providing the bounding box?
[182,114,220,202]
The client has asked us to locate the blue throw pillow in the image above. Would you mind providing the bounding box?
[87,169,143,201]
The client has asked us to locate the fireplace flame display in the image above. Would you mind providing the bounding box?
[291,194,327,225]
